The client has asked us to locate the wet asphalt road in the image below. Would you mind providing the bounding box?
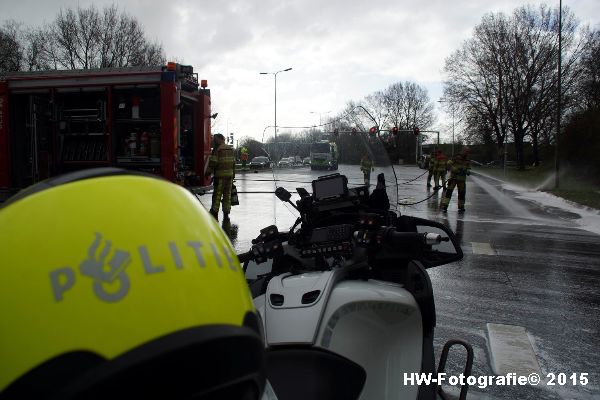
[198,164,600,400]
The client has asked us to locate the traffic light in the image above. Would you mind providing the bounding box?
[391,126,399,135]
[229,132,234,144]
[369,126,378,136]
[413,127,420,136]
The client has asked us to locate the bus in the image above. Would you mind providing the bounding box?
[310,141,338,170]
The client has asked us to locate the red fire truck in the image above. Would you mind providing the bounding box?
[0,62,213,201]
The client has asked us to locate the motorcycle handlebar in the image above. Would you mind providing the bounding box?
[237,228,451,265]
[385,231,448,246]
[237,251,253,264]
[385,231,427,246]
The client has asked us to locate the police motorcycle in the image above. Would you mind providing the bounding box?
[238,133,473,400]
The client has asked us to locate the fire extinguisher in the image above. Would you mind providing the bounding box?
[140,131,149,156]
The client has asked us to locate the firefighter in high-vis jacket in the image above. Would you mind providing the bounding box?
[206,133,236,221]
[360,154,374,188]
[433,150,448,190]
[240,146,249,170]
[441,150,471,212]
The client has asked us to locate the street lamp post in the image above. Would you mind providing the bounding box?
[438,99,455,156]
[260,67,292,159]
[555,0,562,189]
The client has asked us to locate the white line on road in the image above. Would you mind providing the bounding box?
[471,242,496,255]
[486,323,542,376]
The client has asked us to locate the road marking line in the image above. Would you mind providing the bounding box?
[486,323,542,376]
[471,242,496,255]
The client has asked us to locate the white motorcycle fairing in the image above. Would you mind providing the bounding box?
[254,264,424,400]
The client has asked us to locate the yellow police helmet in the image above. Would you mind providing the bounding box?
[0,168,265,399]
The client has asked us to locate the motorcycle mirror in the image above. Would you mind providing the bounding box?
[275,186,299,211]
[275,187,292,202]
[296,187,310,198]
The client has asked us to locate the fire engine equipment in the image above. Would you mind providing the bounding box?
[0,62,213,200]
[127,132,138,156]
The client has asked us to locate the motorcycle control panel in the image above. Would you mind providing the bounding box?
[299,224,354,258]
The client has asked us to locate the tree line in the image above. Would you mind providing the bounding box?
[0,4,165,73]
[443,4,599,172]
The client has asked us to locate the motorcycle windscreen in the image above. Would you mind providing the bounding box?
[231,129,400,255]
[266,130,400,216]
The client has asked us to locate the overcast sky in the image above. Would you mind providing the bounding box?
[1,0,599,143]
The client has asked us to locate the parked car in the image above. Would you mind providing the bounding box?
[417,154,429,169]
[303,157,311,166]
[277,157,293,168]
[249,156,272,170]
[292,156,303,166]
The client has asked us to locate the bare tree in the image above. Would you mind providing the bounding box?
[31,24,64,70]
[0,20,23,73]
[361,91,389,129]
[334,81,434,134]
[445,11,514,164]
[1,4,165,72]
[383,81,434,130]
[461,108,498,160]
[52,8,80,69]
[444,5,589,168]
[578,29,600,109]
[51,4,165,69]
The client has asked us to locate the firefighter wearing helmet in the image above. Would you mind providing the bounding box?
[206,133,236,222]
[442,148,472,212]
[240,146,249,170]
[0,168,265,399]
[360,153,374,188]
